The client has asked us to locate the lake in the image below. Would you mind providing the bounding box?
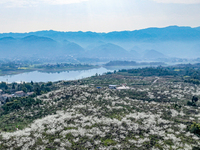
[0,67,113,83]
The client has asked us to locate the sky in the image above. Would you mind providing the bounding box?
[0,0,200,33]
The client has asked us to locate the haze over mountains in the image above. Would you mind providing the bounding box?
[0,26,200,62]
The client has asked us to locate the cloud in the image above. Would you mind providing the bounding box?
[0,0,90,7]
[152,0,200,4]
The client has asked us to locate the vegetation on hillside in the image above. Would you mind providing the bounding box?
[116,63,200,84]
[104,61,166,67]
[0,64,200,149]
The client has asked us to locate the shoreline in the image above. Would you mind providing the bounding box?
[0,66,99,77]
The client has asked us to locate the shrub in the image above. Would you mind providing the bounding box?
[190,123,200,136]
[187,101,196,106]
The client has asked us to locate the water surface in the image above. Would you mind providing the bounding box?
[0,67,113,83]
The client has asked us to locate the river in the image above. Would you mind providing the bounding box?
[0,67,113,83]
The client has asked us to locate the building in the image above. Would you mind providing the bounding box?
[27,92,34,96]
[116,86,130,90]
[109,85,117,89]
[0,94,14,103]
[15,91,26,97]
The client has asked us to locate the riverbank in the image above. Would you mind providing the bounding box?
[0,63,99,76]
[0,67,114,83]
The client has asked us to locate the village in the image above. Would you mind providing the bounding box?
[0,89,34,106]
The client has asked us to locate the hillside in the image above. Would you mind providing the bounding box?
[0,66,200,149]
[85,43,130,58]
[143,50,167,60]
[0,36,85,58]
[61,42,85,56]
[104,61,166,67]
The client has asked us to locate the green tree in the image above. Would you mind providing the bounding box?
[22,87,27,93]
[35,88,41,95]
[12,84,15,90]
[190,122,200,136]
[0,82,7,88]
[5,97,10,103]
[192,96,198,103]
[46,81,53,86]
[25,84,33,92]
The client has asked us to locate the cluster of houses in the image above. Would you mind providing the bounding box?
[0,89,34,105]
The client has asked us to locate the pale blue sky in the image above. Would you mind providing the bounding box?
[0,0,200,33]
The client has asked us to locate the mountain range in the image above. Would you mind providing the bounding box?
[1,26,200,41]
[0,26,200,61]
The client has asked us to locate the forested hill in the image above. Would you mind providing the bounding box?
[104,61,166,66]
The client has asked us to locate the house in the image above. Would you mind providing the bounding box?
[27,92,34,96]
[2,94,13,99]
[0,89,3,94]
[109,85,117,89]
[15,91,26,97]
[0,94,13,103]
[117,85,130,90]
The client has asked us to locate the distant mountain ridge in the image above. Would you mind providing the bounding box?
[1,26,200,42]
[0,35,85,58]
[143,50,167,60]
[104,61,166,67]
[22,35,56,42]
[85,43,130,58]
[0,26,200,60]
